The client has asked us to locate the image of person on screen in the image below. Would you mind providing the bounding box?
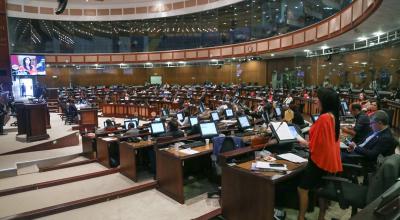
[19,57,37,75]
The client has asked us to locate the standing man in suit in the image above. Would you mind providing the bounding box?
[345,110,397,162]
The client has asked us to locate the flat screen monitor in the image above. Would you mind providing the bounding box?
[288,125,300,138]
[269,122,297,143]
[176,112,184,122]
[10,55,46,75]
[275,107,282,118]
[225,108,234,118]
[262,112,270,124]
[199,102,205,113]
[237,115,251,130]
[200,122,218,138]
[211,111,220,121]
[161,108,169,116]
[131,117,139,126]
[189,116,199,126]
[150,122,165,135]
[124,120,137,129]
[154,117,161,122]
[311,114,320,123]
[341,101,349,115]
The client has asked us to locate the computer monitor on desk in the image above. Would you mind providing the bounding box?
[161,108,169,117]
[211,111,220,122]
[189,116,199,127]
[124,120,138,129]
[176,112,184,122]
[341,101,349,116]
[199,102,205,113]
[200,122,219,138]
[269,121,297,143]
[262,112,270,124]
[150,122,165,136]
[225,108,234,119]
[274,107,282,119]
[237,115,251,130]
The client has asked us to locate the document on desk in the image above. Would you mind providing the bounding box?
[340,142,348,149]
[277,153,308,163]
[179,149,199,155]
[252,161,288,171]
[102,137,117,141]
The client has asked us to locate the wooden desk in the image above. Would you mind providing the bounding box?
[119,140,156,182]
[156,143,213,204]
[221,159,306,220]
[96,137,119,168]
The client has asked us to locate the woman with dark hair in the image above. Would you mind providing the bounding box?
[297,88,342,220]
[20,57,37,75]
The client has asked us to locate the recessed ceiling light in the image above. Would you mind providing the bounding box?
[303,49,310,52]
[320,45,329,50]
[270,54,275,57]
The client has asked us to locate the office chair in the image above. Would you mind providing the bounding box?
[317,154,400,216]
[343,138,398,186]
[381,108,394,128]
[208,136,243,198]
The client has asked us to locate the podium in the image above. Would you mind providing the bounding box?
[17,103,50,142]
[76,108,98,132]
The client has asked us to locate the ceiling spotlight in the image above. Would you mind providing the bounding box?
[320,45,329,50]
[373,31,384,36]
[270,54,275,57]
[357,36,368,41]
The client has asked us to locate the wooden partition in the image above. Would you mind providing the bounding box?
[102,104,157,119]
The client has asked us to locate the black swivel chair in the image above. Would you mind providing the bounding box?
[208,136,238,198]
[317,154,400,216]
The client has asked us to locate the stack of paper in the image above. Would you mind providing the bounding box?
[179,149,199,155]
[277,153,308,163]
[253,161,288,171]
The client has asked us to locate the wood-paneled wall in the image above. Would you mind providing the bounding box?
[38,61,268,87]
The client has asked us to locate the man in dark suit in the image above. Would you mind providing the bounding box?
[345,110,397,162]
[342,103,372,144]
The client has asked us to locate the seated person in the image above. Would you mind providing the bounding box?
[125,122,139,136]
[344,110,397,162]
[162,119,184,138]
[96,119,117,134]
[341,103,371,144]
[366,101,378,117]
[177,109,190,127]
[283,105,294,123]
[290,103,307,129]
[187,124,201,136]
[198,107,212,120]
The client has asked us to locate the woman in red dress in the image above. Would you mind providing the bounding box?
[297,88,342,220]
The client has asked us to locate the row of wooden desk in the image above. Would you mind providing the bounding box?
[83,127,307,220]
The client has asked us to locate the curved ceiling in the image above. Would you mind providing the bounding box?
[270,0,400,58]
[6,0,244,21]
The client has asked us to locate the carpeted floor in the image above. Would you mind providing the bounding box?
[39,190,221,220]
[0,173,145,218]
[0,162,107,191]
